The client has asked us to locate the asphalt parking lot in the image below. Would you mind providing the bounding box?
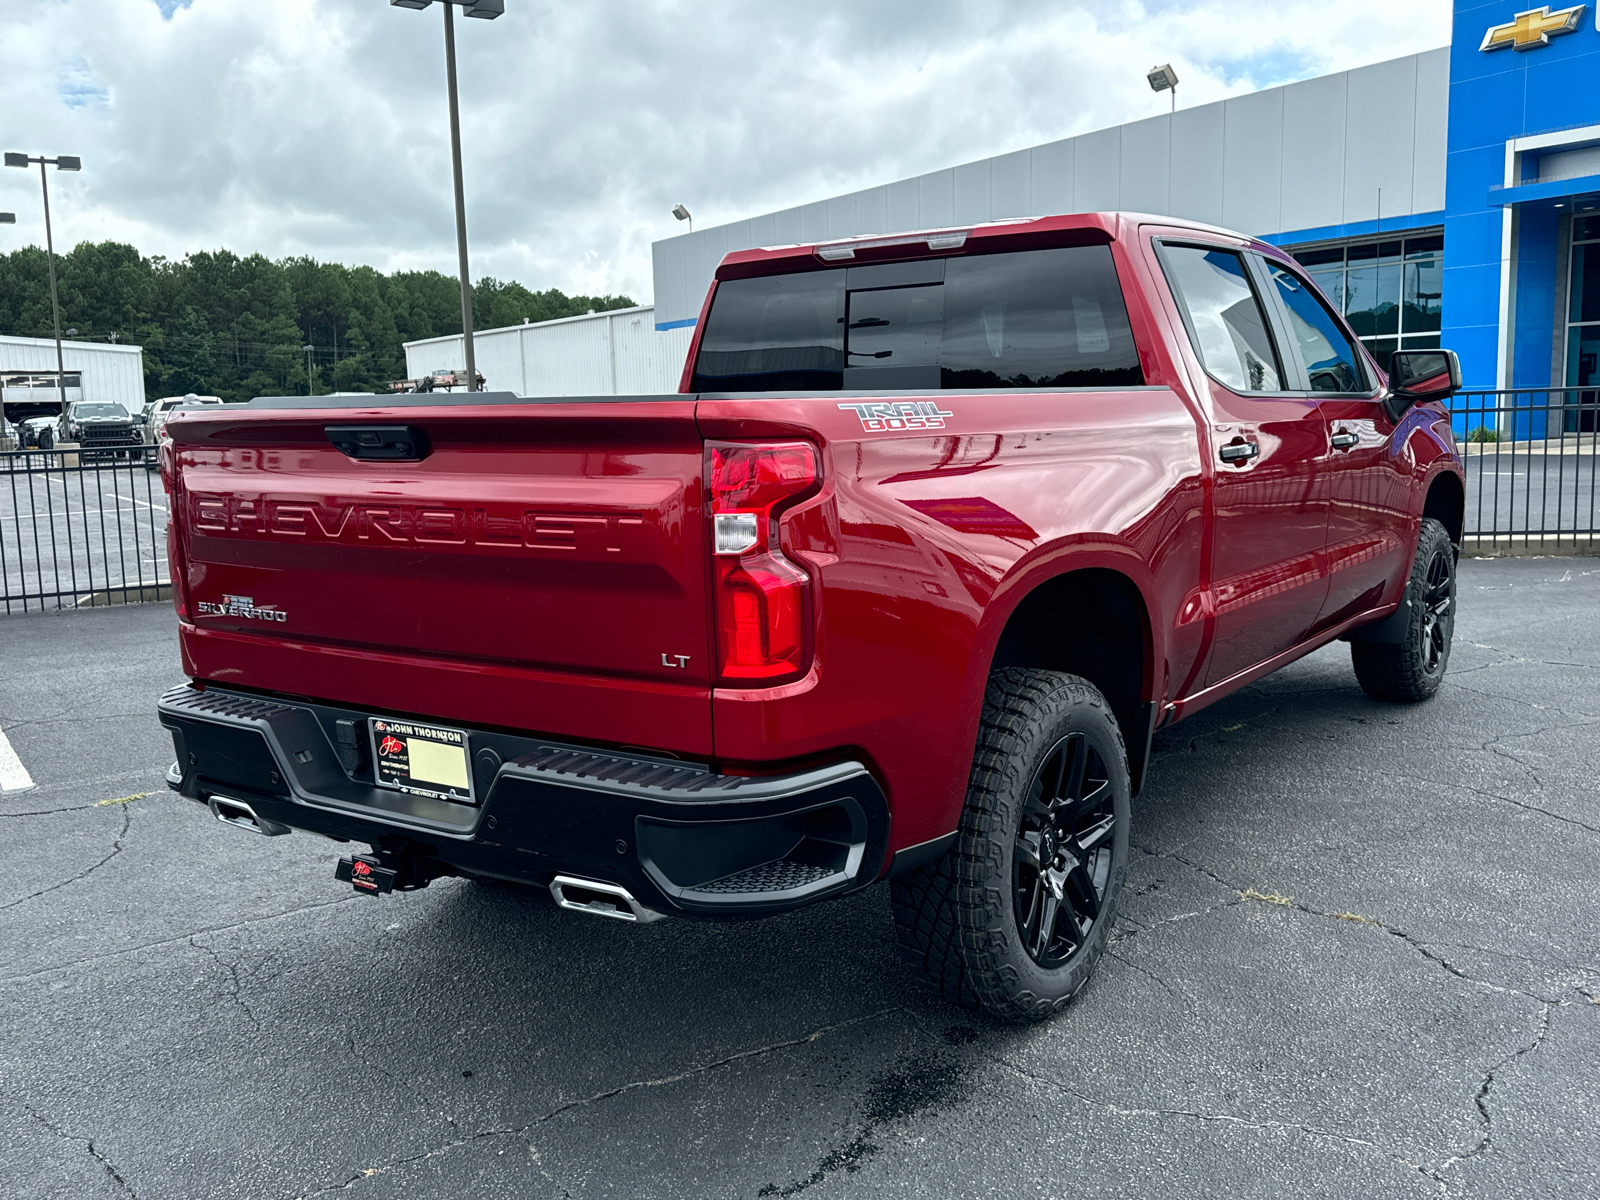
[2,557,1597,1199]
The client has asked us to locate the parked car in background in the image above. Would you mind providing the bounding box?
[146,393,224,442]
[11,415,57,449]
[36,401,143,460]
[144,394,224,464]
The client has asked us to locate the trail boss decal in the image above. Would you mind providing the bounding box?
[839,401,954,433]
[195,594,288,623]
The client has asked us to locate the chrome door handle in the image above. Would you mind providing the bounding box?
[1330,431,1359,450]
[1219,442,1259,463]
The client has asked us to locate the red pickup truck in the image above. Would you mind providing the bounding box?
[158,212,1465,1021]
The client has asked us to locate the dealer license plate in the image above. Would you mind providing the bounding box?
[370,718,474,804]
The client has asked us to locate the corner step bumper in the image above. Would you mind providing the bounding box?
[157,684,889,917]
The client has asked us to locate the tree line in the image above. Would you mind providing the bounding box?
[0,240,635,403]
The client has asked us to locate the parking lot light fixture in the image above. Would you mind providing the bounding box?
[1147,63,1179,113]
[390,0,505,393]
[672,203,693,233]
[6,151,83,412]
[0,213,14,224]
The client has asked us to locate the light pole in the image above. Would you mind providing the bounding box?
[1147,64,1179,114]
[390,0,504,392]
[4,152,82,412]
[672,204,693,234]
[303,344,316,396]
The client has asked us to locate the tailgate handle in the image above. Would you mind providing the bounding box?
[324,425,431,461]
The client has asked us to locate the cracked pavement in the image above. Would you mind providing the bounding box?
[1,556,1597,1199]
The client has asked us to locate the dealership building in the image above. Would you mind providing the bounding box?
[644,1,1600,405]
[0,334,147,420]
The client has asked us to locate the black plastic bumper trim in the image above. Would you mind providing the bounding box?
[156,683,890,917]
[888,831,957,876]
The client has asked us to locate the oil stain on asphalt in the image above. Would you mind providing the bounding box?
[759,1036,975,1197]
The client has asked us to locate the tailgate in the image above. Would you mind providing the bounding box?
[169,398,712,754]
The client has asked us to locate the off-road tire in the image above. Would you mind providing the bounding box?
[891,668,1131,1023]
[1351,517,1456,702]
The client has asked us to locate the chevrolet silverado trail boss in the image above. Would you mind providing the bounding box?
[157,212,1465,1022]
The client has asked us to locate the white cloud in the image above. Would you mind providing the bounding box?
[0,0,1450,303]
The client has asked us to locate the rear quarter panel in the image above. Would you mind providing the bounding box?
[698,383,1205,853]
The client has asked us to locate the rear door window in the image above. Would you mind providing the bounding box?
[1159,245,1284,392]
[689,244,1143,392]
[1260,260,1370,393]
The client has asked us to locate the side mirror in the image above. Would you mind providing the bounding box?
[1384,349,1461,423]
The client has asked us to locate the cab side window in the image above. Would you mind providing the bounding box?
[1261,260,1369,393]
[1160,245,1283,392]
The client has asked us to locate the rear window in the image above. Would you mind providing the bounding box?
[690,245,1143,392]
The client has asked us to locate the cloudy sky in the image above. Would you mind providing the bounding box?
[2,0,1450,304]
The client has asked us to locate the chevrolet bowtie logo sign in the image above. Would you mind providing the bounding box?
[1480,4,1587,51]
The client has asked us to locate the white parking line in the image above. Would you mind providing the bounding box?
[0,727,36,793]
[112,491,166,512]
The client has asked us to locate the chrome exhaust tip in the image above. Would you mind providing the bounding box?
[207,794,291,837]
[549,874,667,923]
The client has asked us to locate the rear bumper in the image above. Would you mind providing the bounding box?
[157,684,889,918]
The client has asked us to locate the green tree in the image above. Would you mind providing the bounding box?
[0,239,635,404]
[164,307,216,395]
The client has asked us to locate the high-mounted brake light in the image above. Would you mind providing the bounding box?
[814,228,971,261]
[707,442,818,682]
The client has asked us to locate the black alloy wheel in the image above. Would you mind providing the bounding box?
[1352,516,1456,702]
[1013,733,1116,968]
[890,668,1131,1022]
[1418,543,1452,673]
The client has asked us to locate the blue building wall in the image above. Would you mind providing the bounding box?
[1444,0,1600,398]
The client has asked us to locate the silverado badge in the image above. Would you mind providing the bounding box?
[195,594,288,623]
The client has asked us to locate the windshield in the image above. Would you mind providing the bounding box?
[72,403,130,419]
[690,245,1143,392]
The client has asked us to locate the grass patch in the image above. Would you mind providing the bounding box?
[95,791,149,807]
[1238,888,1294,907]
[1334,910,1380,925]
[1467,426,1502,443]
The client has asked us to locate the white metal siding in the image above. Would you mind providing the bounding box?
[404,306,693,397]
[650,47,1451,326]
[0,336,146,410]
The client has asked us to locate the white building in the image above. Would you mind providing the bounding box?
[404,305,695,397]
[0,334,147,412]
[649,48,1450,331]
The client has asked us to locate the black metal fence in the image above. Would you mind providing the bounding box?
[0,447,169,615]
[0,388,1596,615]
[1452,388,1598,554]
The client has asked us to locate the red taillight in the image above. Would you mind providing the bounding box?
[708,442,818,682]
[160,441,189,619]
[166,517,189,620]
